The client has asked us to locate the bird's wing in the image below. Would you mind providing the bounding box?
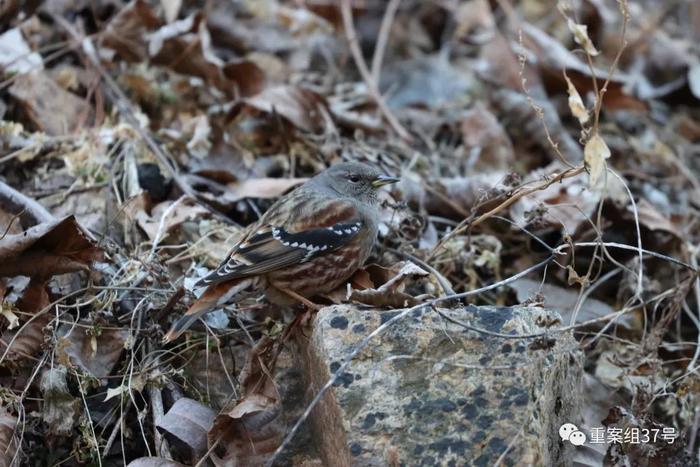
[196,196,363,286]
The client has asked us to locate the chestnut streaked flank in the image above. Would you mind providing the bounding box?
[164,162,399,342]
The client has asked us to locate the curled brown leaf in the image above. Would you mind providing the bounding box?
[349,261,432,308]
[0,216,103,279]
[157,398,216,455]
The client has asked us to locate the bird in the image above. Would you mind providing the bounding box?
[163,162,399,342]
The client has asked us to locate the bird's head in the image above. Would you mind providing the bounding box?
[314,162,399,203]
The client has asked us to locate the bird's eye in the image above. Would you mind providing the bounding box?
[348,174,361,183]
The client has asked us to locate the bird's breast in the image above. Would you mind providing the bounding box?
[265,234,373,298]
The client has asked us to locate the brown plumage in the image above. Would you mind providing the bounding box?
[163,162,399,342]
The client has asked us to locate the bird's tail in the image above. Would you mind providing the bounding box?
[163,278,254,343]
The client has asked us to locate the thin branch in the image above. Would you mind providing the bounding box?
[0,180,54,225]
[608,169,644,299]
[516,30,576,168]
[430,165,586,259]
[560,242,695,271]
[340,0,411,141]
[592,0,630,130]
[370,0,401,84]
[148,195,188,261]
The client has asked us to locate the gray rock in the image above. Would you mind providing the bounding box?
[299,304,583,467]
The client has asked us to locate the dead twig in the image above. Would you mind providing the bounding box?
[591,0,630,131]
[370,0,401,84]
[148,195,187,261]
[146,356,170,458]
[0,208,23,240]
[0,180,54,225]
[429,165,586,258]
[102,403,131,457]
[340,0,411,142]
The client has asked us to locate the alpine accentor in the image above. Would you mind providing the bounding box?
[164,162,399,341]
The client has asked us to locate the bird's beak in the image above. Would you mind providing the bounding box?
[372,175,400,188]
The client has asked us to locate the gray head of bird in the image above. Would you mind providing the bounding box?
[310,162,400,204]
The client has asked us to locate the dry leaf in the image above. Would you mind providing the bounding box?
[184,347,239,408]
[135,198,208,242]
[0,283,50,367]
[276,5,333,36]
[0,304,18,330]
[157,398,216,455]
[584,133,610,188]
[209,410,283,467]
[454,0,496,44]
[565,75,589,125]
[566,18,599,56]
[207,336,289,466]
[8,72,91,135]
[241,85,328,133]
[57,325,129,380]
[228,393,275,419]
[0,314,50,366]
[127,458,187,467]
[494,88,584,162]
[399,172,505,219]
[146,13,195,57]
[381,55,473,109]
[0,407,18,467]
[236,337,278,406]
[160,0,182,23]
[511,278,635,329]
[214,337,280,435]
[44,185,109,235]
[328,85,384,132]
[102,1,264,97]
[226,178,305,200]
[185,115,212,159]
[522,21,645,115]
[460,103,515,172]
[349,261,431,308]
[0,215,103,279]
[0,28,43,74]
[187,177,306,212]
[0,209,23,237]
[688,62,700,100]
[523,23,610,79]
[40,365,79,436]
[101,0,160,62]
[0,284,18,331]
[633,199,682,238]
[323,268,374,303]
[104,386,126,402]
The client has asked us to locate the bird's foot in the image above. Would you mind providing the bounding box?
[298,307,316,327]
[277,287,322,312]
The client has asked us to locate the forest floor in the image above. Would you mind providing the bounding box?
[1,0,700,466]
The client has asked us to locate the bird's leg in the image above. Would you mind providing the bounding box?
[281,311,308,341]
[276,287,322,311]
[276,287,322,332]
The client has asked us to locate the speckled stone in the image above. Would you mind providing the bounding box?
[299,304,583,467]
